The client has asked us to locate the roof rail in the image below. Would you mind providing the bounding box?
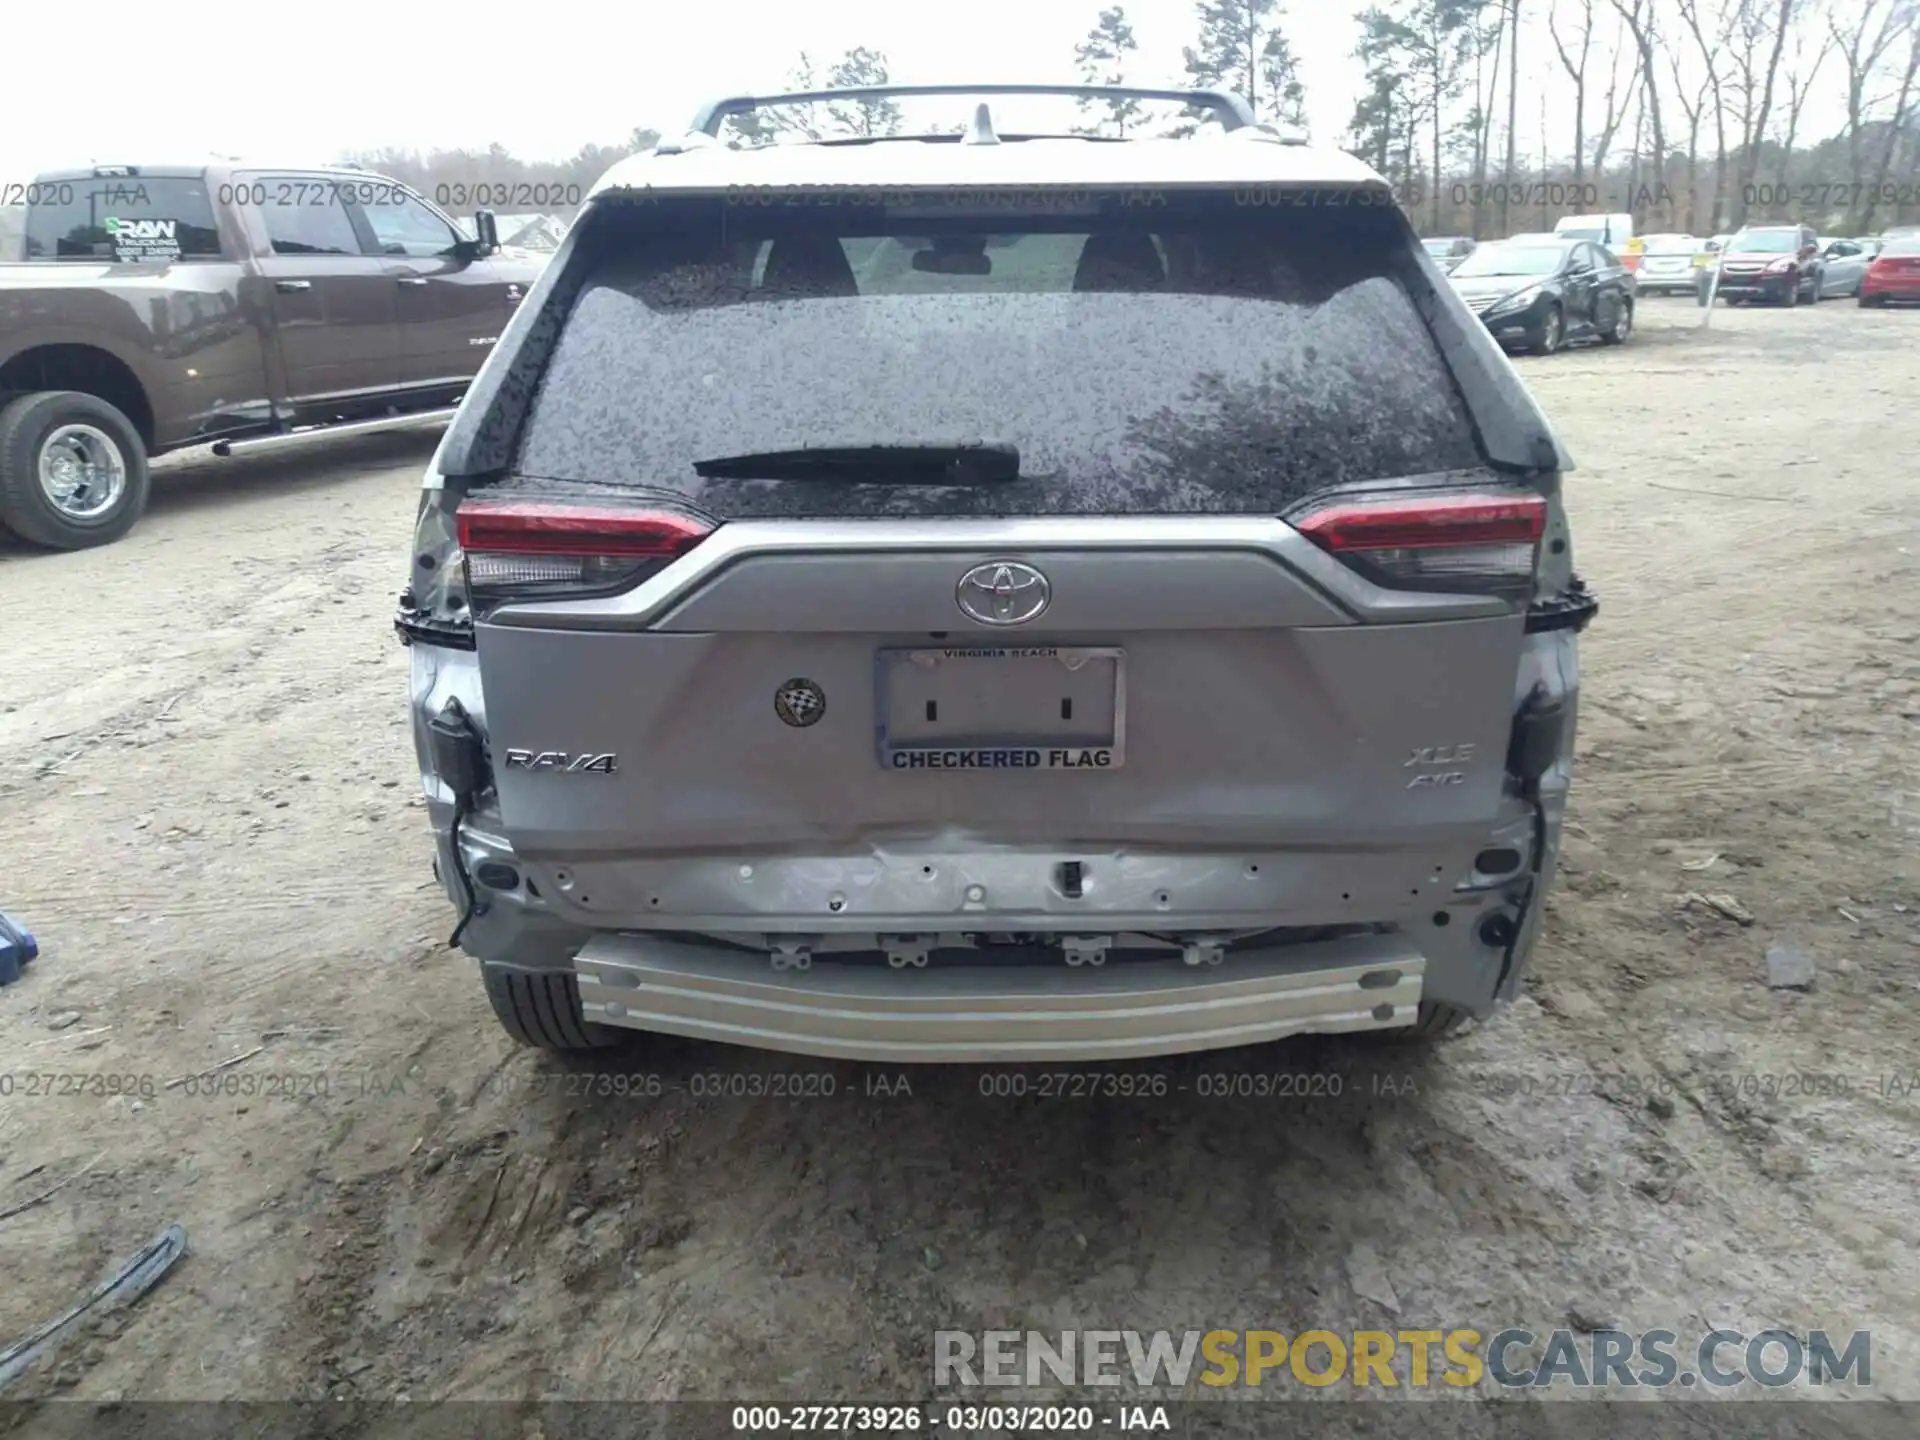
[689,84,1259,138]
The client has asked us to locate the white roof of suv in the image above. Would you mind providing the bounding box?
[591,84,1388,200]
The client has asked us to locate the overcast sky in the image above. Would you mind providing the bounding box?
[0,0,1862,187]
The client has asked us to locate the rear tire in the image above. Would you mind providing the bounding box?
[0,391,151,550]
[1379,1000,1474,1043]
[1859,292,1883,308]
[1601,300,1633,344]
[1529,305,1563,356]
[481,965,623,1051]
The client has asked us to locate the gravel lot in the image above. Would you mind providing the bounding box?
[1,301,1916,1416]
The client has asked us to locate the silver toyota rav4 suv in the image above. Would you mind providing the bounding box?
[395,84,1597,1063]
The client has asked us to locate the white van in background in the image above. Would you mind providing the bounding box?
[1554,213,1635,247]
[1554,212,1640,270]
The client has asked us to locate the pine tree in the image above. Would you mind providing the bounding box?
[1180,0,1308,131]
[824,48,906,137]
[724,49,905,144]
[1074,7,1145,137]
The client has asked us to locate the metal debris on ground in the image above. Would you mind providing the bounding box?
[1765,943,1817,991]
[0,1223,189,1391]
[1679,892,1755,926]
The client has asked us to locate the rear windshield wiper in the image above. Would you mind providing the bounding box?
[692,443,1022,485]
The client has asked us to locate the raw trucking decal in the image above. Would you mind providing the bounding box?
[104,216,182,262]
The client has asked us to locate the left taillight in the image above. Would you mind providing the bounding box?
[455,499,716,613]
[1289,489,1546,599]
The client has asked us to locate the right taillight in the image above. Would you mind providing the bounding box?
[1290,490,1546,597]
[455,498,716,613]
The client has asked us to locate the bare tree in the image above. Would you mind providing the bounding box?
[1609,0,1670,226]
[1501,0,1521,232]
[1467,5,1507,227]
[1830,0,1917,228]
[1724,0,1802,225]
[1548,0,1599,190]
[1666,45,1715,230]
[1863,18,1920,229]
[1589,18,1643,187]
[1421,0,1479,228]
[1676,0,1736,231]
[1773,11,1836,198]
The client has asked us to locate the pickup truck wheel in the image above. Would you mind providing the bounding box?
[481,964,624,1051]
[0,391,151,550]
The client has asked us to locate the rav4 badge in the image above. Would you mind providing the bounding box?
[502,750,618,775]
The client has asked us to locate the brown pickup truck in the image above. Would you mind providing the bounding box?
[0,163,545,549]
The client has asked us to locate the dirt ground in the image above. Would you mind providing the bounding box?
[1,300,1916,1415]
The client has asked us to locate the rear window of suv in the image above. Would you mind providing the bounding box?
[502,191,1484,518]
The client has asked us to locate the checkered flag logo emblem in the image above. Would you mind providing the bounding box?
[775,679,826,728]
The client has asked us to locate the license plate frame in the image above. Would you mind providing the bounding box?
[874,645,1126,773]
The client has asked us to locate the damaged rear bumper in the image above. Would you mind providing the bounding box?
[567,930,1425,1062]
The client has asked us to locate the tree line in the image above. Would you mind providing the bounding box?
[1346,0,1919,235]
[339,0,1919,237]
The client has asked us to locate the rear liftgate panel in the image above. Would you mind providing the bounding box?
[472,532,1529,933]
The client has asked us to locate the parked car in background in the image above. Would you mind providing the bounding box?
[1634,233,1701,294]
[1851,237,1884,257]
[1860,233,1920,306]
[1447,236,1634,354]
[1817,238,1873,297]
[397,83,1595,1060]
[1705,224,1823,305]
[1422,235,1477,272]
[0,163,539,549]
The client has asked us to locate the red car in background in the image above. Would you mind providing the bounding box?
[1860,234,1920,306]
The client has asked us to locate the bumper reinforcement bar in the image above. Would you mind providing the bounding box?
[573,932,1425,1062]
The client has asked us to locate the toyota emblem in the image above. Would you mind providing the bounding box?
[956,561,1051,626]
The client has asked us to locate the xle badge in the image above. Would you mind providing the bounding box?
[775,678,826,728]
